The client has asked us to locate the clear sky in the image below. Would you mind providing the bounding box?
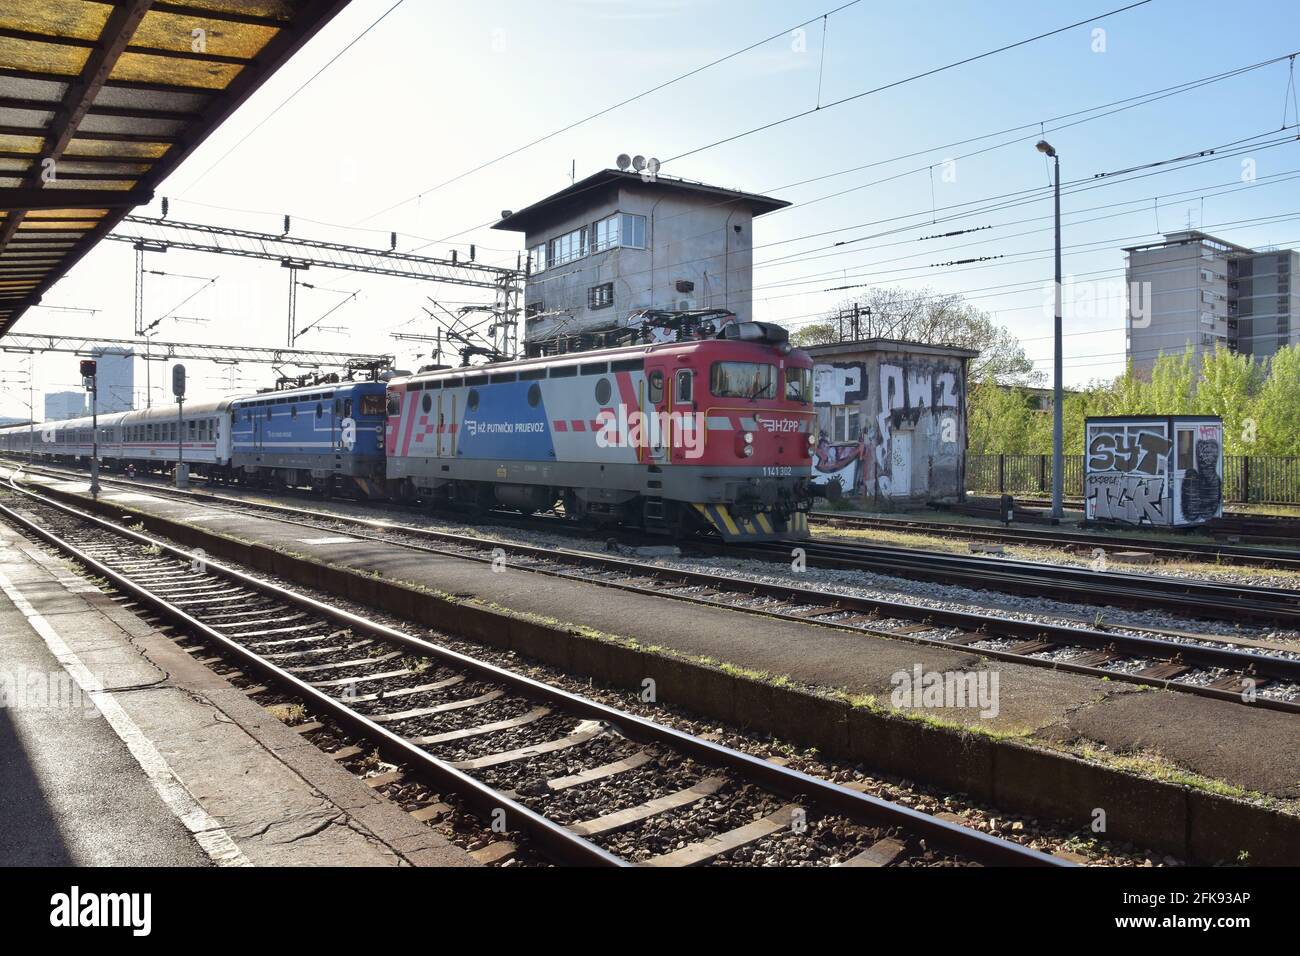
[6,0,1300,418]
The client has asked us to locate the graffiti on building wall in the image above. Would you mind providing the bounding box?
[812,363,865,405]
[811,362,868,495]
[875,362,961,497]
[1084,420,1173,525]
[811,357,964,499]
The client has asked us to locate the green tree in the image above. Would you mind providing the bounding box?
[790,321,839,348]
[797,286,1040,384]
[1193,348,1264,455]
[966,376,1038,455]
[1251,345,1300,456]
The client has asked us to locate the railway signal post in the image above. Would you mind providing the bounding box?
[173,363,188,488]
[80,359,100,499]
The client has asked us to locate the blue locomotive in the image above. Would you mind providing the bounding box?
[228,380,387,496]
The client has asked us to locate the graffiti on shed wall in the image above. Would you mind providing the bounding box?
[875,363,960,497]
[811,357,963,499]
[1177,422,1223,523]
[812,363,865,405]
[1084,420,1173,525]
[811,361,869,495]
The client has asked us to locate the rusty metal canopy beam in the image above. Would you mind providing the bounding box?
[0,0,354,337]
[1,187,154,211]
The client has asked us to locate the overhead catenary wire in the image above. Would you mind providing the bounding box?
[355,0,869,225]
[660,1,1155,166]
[177,0,410,196]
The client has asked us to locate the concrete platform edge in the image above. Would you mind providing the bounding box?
[37,482,1300,866]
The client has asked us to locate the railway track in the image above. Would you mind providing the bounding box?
[708,536,1300,629]
[809,512,1300,572]
[0,479,1063,868]
[11,463,1300,713]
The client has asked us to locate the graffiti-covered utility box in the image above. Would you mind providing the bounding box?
[1084,415,1223,527]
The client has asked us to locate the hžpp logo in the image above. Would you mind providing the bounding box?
[50,886,151,936]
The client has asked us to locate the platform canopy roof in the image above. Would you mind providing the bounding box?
[0,0,351,337]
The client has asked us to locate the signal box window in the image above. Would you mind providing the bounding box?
[588,282,614,310]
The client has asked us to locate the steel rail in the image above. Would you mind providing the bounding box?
[0,485,624,867]
[715,538,1300,628]
[0,479,1065,867]
[809,512,1300,571]
[11,463,1300,712]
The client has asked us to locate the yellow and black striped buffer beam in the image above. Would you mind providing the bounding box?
[693,503,809,542]
[0,0,352,336]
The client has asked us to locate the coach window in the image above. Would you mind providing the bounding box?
[291,406,298,418]
[527,383,541,407]
[467,389,480,411]
[648,370,664,403]
[343,399,352,417]
[387,394,400,416]
[675,369,693,403]
[266,407,273,420]
[831,405,861,443]
[316,403,323,418]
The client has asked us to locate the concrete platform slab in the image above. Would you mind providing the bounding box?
[0,516,475,867]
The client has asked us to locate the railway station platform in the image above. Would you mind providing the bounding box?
[5,472,1299,864]
[0,515,474,867]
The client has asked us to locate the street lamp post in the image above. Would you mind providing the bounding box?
[1036,140,1064,522]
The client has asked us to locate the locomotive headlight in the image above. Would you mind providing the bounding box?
[743,445,754,457]
[743,431,754,445]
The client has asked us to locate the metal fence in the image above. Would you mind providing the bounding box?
[967,454,1300,505]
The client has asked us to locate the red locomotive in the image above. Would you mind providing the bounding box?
[385,320,819,541]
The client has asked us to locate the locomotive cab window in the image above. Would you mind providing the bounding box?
[785,366,812,403]
[342,399,353,417]
[362,395,385,416]
[387,395,401,416]
[675,369,693,403]
[710,362,776,400]
[648,370,664,403]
